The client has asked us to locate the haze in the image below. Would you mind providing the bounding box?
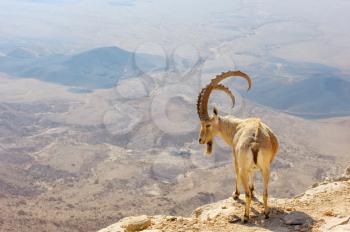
[1,0,350,70]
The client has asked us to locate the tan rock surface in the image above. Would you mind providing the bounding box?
[98,178,350,232]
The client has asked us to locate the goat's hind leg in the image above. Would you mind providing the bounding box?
[261,167,270,219]
[240,170,252,223]
[232,155,240,200]
[248,172,255,198]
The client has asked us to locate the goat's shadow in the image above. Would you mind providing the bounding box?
[228,196,316,231]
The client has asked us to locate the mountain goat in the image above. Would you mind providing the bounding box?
[196,71,279,222]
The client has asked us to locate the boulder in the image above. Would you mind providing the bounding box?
[121,215,151,232]
[282,211,309,225]
[98,215,151,232]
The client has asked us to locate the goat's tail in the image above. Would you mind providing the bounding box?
[251,142,259,164]
[250,126,260,164]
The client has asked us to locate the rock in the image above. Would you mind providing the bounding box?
[299,182,348,201]
[282,212,308,225]
[312,182,319,188]
[165,216,177,221]
[98,215,151,232]
[344,166,350,177]
[320,216,350,232]
[333,224,350,232]
[323,210,336,217]
[120,215,151,232]
[193,208,203,218]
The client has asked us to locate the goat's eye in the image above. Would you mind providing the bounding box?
[206,125,211,128]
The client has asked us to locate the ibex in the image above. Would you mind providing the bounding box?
[196,71,279,222]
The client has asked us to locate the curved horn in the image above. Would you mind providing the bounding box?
[211,70,252,90]
[197,70,252,120]
[196,87,206,120]
[196,84,235,120]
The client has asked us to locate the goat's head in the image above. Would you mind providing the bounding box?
[196,71,252,155]
[198,107,219,154]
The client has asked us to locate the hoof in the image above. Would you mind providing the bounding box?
[242,215,249,223]
[264,211,270,219]
[233,191,240,200]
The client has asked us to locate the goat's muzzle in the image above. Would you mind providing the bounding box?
[206,141,213,154]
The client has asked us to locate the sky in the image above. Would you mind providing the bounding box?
[0,0,350,71]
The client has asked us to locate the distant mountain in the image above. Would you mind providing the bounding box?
[1,48,349,118]
[7,48,39,59]
[248,76,350,118]
[0,46,162,89]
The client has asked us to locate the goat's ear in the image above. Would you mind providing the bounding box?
[213,107,218,116]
